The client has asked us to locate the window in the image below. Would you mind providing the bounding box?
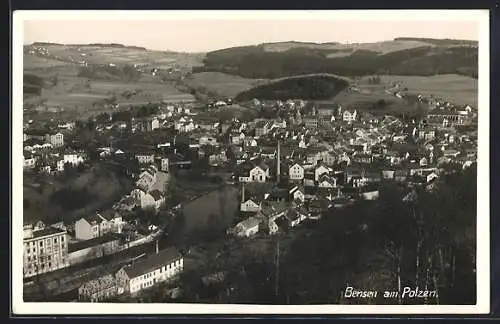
[48,262,52,268]
[61,236,64,242]
[54,238,58,243]
[27,256,31,262]
[40,241,43,247]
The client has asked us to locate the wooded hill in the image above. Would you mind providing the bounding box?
[194,39,478,79]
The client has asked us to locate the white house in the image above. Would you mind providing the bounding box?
[135,153,155,164]
[232,217,260,238]
[239,165,269,183]
[288,163,305,180]
[240,197,260,213]
[314,165,331,182]
[289,186,305,203]
[318,176,337,188]
[64,153,85,166]
[343,110,357,122]
[45,132,64,147]
[115,248,184,296]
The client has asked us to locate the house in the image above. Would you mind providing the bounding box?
[135,153,155,164]
[45,132,64,147]
[314,164,331,182]
[115,248,184,296]
[141,189,165,210]
[304,117,318,128]
[160,158,169,172]
[238,163,270,183]
[240,198,260,213]
[63,153,85,166]
[255,121,270,137]
[137,118,160,132]
[74,213,112,241]
[136,168,157,192]
[289,185,305,203]
[288,163,305,180]
[285,209,308,228]
[343,110,357,122]
[78,274,118,302]
[232,217,260,238]
[318,175,337,188]
[23,153,38,169]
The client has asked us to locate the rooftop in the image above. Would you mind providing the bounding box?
[124,247,182,279]
[68,233,122,253]
[25,227,66,240]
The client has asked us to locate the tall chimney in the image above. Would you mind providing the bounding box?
[276,140,281,182]
[241,182,245,203]
[155,239,159,254]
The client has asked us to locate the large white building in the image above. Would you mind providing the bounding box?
[115,248,184,296]
[23,223,69,278]
[45,132,64,147]
[288,163,305,180]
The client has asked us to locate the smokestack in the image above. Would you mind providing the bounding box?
[155,239,159,254]
[241,182,245,203]
[276,140,281,182]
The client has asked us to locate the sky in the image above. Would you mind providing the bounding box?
[20,11,482,53]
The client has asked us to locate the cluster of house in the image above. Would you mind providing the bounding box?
[23,125,88,174]
[218,99,477,238]
[78,246,184,302]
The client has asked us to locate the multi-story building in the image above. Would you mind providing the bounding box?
[45,132,64,147]
[23,224,69,278]
[115,248,184,296]
[288,163,305,180]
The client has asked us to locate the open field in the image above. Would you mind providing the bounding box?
[24,55,73,69]
[25,44,205,68]
[262,39,436,56]
[23,74,195,119]
[370,74,478,107]
[184,72,269,98]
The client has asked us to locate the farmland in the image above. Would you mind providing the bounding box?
[370,74,478,107]
[26,43,205,68]
[23,74,196,121]
[183,72,269,98]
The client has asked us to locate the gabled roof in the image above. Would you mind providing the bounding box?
[149,189,164,201]
[123,247,182,279]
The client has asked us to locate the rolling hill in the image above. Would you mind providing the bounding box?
[234,75,350,101]
[193,38,478,79]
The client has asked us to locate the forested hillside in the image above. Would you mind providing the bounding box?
[234,75,350,101]
[194,41,478,79]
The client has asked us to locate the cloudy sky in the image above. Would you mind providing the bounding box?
[19,10,483,52]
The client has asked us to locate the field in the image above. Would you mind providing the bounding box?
[184,72,269,98]
[23,55,73,69]
[263,39,435,57]
[371,74,478,107]
[26,44,205,68]
[23,74,195,120]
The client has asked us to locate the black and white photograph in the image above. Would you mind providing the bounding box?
[12,10,490,314]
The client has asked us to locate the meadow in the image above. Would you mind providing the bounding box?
[373,74,478,107]
[184,72,269,98]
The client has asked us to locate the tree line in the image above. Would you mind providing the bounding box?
[194,45,478,79]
